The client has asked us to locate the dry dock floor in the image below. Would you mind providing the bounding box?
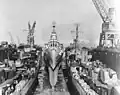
[34,68,70,95]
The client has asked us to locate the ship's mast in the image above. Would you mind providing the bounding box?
[71,24,80,54]
[52,21,56,33]
[50,21,58,41]
[75,24,79,54]
[48,21,60,48]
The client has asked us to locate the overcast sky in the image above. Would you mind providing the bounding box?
[0,0,115,46]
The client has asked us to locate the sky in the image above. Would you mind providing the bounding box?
[0,0,116,46]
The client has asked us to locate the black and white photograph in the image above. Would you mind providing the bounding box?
[0,0,120,95]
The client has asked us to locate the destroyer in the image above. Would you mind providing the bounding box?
[43,22,64,90]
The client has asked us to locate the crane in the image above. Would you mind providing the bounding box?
[23,21,36,48]
[27,21,36,48]
[92,0,120,48]
[92,0,115,32]
[92,0,114,23]
[8,32,15,44]
[16,36,20,45]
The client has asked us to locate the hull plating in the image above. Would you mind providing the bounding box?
[91,49,120,79]
[43,48,63,88]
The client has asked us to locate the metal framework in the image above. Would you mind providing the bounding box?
[92,0,112,22]
[27,21,36,48]
[8,32,15,44]
[92,0,119,48]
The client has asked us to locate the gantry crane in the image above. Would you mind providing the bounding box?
[92,0,120,48]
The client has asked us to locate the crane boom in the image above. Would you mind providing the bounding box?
[8,32,15,44]
[92,0,110,22]
[27,21,36,47]
[92,0,118,48]
[16,36,20,45]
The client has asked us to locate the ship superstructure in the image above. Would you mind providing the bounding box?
[43,22,64,90]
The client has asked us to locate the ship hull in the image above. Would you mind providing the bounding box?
[48,66,59,89]
[43,48,63,88]
[90,48,120,79]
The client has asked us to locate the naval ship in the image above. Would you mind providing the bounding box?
[43,22,64,89]
[63,1,120,95]
[0,21,42,95]
[33,22,70,95]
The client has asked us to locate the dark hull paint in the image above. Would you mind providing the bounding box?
[91,48,120,79]
[62,68,80,95]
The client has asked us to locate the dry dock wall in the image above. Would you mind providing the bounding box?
[63,69,80,95]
